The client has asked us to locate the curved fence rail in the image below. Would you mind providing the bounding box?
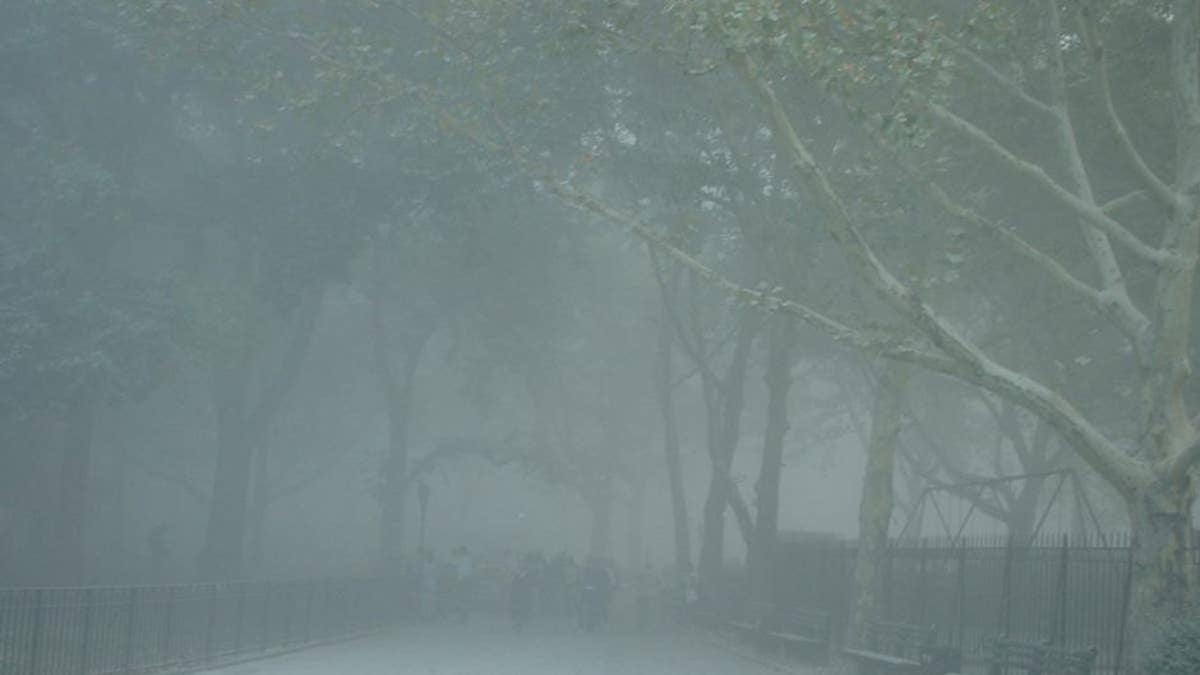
[0,577,400,675]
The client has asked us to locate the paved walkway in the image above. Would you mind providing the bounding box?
[196,617,828,675]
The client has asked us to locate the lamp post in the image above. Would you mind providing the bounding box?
[417,480,430,551]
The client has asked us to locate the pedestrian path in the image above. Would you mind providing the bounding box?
[196,616,827,675]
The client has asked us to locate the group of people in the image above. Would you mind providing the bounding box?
[407,545,676,634]
[508,551,618,633]
[412,545,475,622]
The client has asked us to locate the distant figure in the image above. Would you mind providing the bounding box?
[510,554,538,633]
[635,563,657,629]
[546,552,573,617]
[579,556,613,631]
[452,545,474,623]
[147,523,169,581]
[418,549,438,620]
[436,558,458,621]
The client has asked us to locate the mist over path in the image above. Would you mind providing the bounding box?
[195,618,821,675]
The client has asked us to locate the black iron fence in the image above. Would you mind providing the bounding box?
[765,534,1199,675]
[0,577,401,675]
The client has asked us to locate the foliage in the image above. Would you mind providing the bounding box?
[1142,603,1200,675]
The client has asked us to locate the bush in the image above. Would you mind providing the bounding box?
[1142,606,1200,675]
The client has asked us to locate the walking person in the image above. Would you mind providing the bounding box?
[510,554,537,633]
[452,545,474,623]
[579,556,613,631]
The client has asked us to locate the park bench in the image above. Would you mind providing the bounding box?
[986,637,1097,675]
[726,600,773,642]
[763,605,832,663]
[843,619,959,675]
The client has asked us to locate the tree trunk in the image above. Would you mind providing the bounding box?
[55,390,96,582]
[200,360,253,580]
[1006,476,1045,544]
[848,362,910,645]
[655,318,693,576]
[247,443,270,573]
[589,479,614,559]
[370,283,432,569]
[627,476,645,570]
[749,317,792,605]
[696,312,756,604]
[199,291,321,581]
[1125,480,1196,670]
[698,455,733,602]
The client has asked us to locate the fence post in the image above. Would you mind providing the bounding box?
[282,583,293,645]
[204,585,218,661]
[917,541,929,625]
[883,542,895,620]
[1114,535,1135,675]
[320,578,332,640]
[159,586,176,663]
[77,588,95,675]
[1053,534,1069,645]
[261,582,272,649]
[233,583,247,655]
[303,582,315,643]
[122,587,138,671]
[956,542,966,649]
[27,589,44,675]
[999,534,1015,637]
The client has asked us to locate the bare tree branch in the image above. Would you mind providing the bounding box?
[1078,7,1180,212]
[1102,190,1149,215]
[915,97,1169,265]
[941,33,1055,117]
[733,51,1152,496]
[128,454,208,504]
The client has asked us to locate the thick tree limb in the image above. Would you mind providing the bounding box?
[727,477,754,550]
[915,97,1169,265]
[247,290,323,443]
[1078,7,1180,212]
[1102,190,1149,215]
[918,172,1149,344]
[128,454,209,504]
[941,33,1055,118]
[733,52,1152,497]
[1042,0,1149,346]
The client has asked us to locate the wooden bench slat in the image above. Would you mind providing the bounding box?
[843,648,922,667]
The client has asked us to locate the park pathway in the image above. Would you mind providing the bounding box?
[195,616,827,675]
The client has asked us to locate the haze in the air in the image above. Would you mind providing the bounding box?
[1,2,1197,675]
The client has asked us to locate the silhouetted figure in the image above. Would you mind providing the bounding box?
[418,548,437,620]
[579,556,613,631]
[510,555,538,633]
[452,545,474,623]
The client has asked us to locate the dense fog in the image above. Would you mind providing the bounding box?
[3,2,1200,675]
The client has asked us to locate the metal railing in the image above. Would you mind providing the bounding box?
[764,534,1200,675]
[0,577,401,675]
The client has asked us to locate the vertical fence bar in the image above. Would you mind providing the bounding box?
[122,587,138,671]
[303,583,314,643]
[883,544,894,620]
[999,535,1014,638]
[282,583,293,646]
[916,541,929,625]
[261,582,272,649]
[1053,535,1069,646]
[27,589,44,675]
[233,583,246,655]
[204,585,218,662]
[956,542,966,649]
[77,588,94,675]
[1114,536,1135,675]
[159,586,175,665]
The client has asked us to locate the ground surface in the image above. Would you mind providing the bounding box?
[196,615,827,675]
